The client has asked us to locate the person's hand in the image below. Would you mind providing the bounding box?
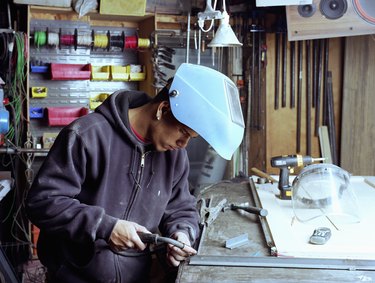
[109,220,150,252]
[166,232,197,267]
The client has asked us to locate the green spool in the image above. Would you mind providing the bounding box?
[34,31,47,47]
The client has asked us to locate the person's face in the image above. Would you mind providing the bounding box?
[152,102,198,152]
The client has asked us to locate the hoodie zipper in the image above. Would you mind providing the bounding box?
[124,152,146,220]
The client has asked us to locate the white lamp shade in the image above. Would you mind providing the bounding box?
[208,11,243,47]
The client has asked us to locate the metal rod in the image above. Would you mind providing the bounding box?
[257,25,262,129]
[251,24,256,127]
[296,40,303,153]
[189,255,375,271]
[322,38,329,125]
[249,178,276,254]
[312,39,318,108]
[186,12,191,63]
[281,31,287,108]
[290,40,295,108]
[327,71,337,165]
[314,39,324,137]
[306,40,312,155]
[274,32,280,110]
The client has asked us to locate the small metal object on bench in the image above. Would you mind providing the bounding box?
[309,227,331,245]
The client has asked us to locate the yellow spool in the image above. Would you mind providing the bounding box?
[94,34,109,49]
[138,38,150,49]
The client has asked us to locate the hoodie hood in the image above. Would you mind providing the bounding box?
[95,90,152,145]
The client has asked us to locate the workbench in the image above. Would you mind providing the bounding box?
[176,179,375,282]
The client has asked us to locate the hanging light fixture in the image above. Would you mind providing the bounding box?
[198,0,242,47]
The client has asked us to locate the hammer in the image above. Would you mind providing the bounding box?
[223,203,268,217]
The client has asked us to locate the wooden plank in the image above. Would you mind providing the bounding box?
[341,35,375,175]
[318,126,332,164]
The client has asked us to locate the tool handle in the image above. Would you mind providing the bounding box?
[251,167,278,183]
[137,232,185,249]
[231,205,268,217]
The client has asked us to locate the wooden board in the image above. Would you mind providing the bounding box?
[255,176,375,260]
[340,35,375,175]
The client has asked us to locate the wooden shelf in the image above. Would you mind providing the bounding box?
[29,5,154,27]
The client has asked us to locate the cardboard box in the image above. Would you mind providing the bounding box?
[100,0,146,16]
[14,0,72,7]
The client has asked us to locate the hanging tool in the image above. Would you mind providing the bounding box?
[270,154,325,200]
[222,203,268,217]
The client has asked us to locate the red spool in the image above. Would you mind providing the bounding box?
[60,34,75,46]
[125,36,138,49]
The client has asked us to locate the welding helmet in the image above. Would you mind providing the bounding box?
[169,63,245,160]
[292,163,361,226]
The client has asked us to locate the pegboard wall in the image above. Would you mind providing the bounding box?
[29,19,140,145]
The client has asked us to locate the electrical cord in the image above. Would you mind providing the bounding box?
[137,232,185,249]
[108,233,186,258]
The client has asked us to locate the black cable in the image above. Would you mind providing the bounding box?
[137,232,185,249]
[108,233,185,258]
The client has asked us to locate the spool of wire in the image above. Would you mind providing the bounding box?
[34,31,47,47]
[110,31,125,51]
[60,34,75,46]
[138,37,151,49]
[47,32,59,47]
[93,31,110,50]
[125,35,137,49]
[77,34,92,47]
